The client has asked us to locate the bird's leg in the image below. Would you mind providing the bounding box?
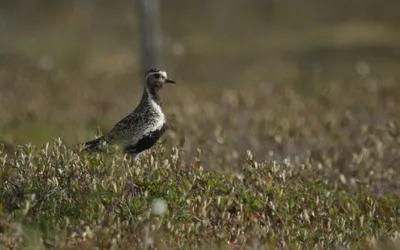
[129,153,141,167]
[133,153,141,161]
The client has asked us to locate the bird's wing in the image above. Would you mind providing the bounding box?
[106,111,147,146]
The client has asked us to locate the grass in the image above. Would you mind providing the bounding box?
[0,140,399,249]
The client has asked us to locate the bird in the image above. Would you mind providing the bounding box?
[82,68,176,159]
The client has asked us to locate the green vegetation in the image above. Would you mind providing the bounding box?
[2,48,400,250]
[0,140,399,249]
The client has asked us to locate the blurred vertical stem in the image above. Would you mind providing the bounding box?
[137,0,162,74]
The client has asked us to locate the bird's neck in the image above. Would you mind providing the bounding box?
[141,86,162,106]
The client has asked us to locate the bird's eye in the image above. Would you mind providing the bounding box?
[153,73,161,79]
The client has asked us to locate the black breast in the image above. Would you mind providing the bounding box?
[124,123,168,155]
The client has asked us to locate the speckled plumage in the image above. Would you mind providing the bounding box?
[83,69,175,158]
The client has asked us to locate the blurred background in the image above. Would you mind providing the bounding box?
[1,0,400,179]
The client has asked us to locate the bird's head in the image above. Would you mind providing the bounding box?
[145,68,175,92]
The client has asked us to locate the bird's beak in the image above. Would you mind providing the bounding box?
[165,78,176,84]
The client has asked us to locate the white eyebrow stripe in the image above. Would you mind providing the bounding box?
[145,71,167,81]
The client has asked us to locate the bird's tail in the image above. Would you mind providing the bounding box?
[82,136,105,152]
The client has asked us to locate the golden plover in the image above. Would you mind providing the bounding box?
[83,68,175,159]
